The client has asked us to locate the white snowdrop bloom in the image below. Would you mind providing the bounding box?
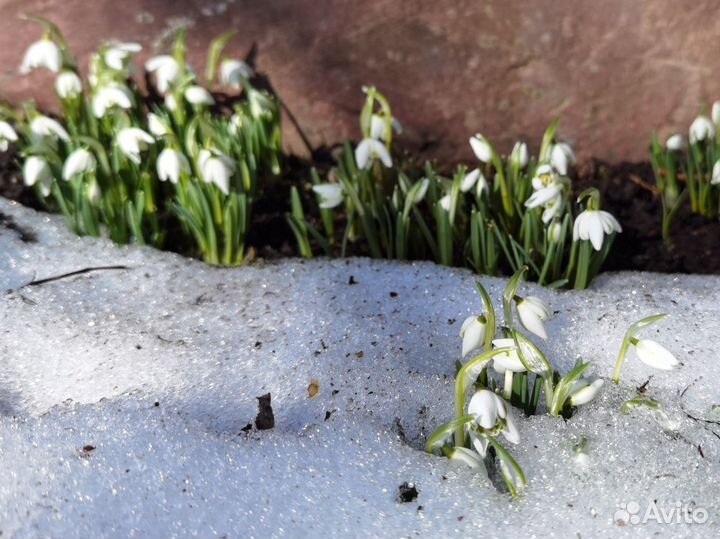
[147,113,169,137]
[531,164,555,189]
[248,89,273,118]
[475,172,488,197]
[220,59,254,88]
[55,70,82,99]
[87,179,101,205]
[469,133,492,163]
[20,38,62,74]
[510,141,529,168]
[198,149,236,195]
[411,177,430,203]
[145,55,181,94]
[157,148,190,184]
[467,390,520,449]
[516,295,552,340]
[547,221,563,243]
[459,315,487,357]
[165,93,178,111]
[185,85,215,106]
[23,156,54,196]
[312,183,344,209]
[713,101,720,125]
[229,114,242,135]
[711,160,720,185]
[689,115,715,144]
[541,196,563,224]
[62,148,96,180]
[525,181,562,209]
[355,138,392,169]
[438,194,452,212]
[550,142,575,175]
[92,83,134,118]
[491,338,526,373]
[461,168,482,193]
[30,115,69,142]
[568,379,604,406]
[0,121,18,151]
[104,42,142,71]
[632,339,679,371]
[573,209,622,251]
[116,127,154,164]
[448,447,486,469]
[665,133,683,151]
[369,114,401,141]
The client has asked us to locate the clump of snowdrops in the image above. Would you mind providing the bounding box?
[651,104,720,245]
[292,88,621,289]
[2,16,281,264]
[425,267,605,496]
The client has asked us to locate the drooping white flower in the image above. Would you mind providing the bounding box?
[568,378,604,406]
[547,221,563,243]
[459,315,487,357]
[475,172,488,197]
[689,115,715,144]
[220,59,254,88]
[165,93,178,111]
[20,38,62,74]
[104,42,142,71]
[447,446,486,470]
[157,148,190,184]
[491,338,526,373]
[185,85,215,106]
[460,168,482,193]
[62,148,96,180]
[92,83,134,117]
[550,142,576,175]
[525,181,563,209]
[147,113,169,137]
[30,115,69,142]
[116,127,154,164]
[55,70,82,99]
[248,88,273,118]
[438,194,452,212]
[632,339,679,371]
[312,183,344,209]
[145,55,181,94]
[665,133,683,151]
[711,160,720,185]
[516,295,552,340]
[198,149,236,195]
[0,121,18,152]
[712,101,720,125]
[87,178,101,205]
[572,209,622,251]
[23,156,54,196]
[510,141,529,168]
[355,138,392,169]
[469,133,492,163]
[410,177,430,203]
[467,390,520,452]
[541,196,563,224]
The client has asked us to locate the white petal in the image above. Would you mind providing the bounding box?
[370,139,392,167]
[469,134,492,163]
[312,183,344,209]
[712,160,720,185]
[524,182,562,208]
[461,316,486,357]
[516,299,548,339]
[569,379,604,406]
[665,134,683,151]
[185,85,215,105]
[461,168,480,192]
[62,148,95,180]
[354,139,372,169]
[634,340,679,370]
[713,101,720,125]
[448,447,486,469]
[502,410,520,444]
[467,390,499,430]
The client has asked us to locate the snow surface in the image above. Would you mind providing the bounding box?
[1,196,719,538]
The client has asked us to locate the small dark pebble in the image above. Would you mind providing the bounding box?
[397,482,418,503]
[255,393,275,430]
[324,410,334,421]
[348,275,358,285]
[389,291,398,298]
[154,401,160,407]
[332,389,340,396]
[417,505,423,511]
[81,445,95,453]
[240,423,252,433]
[254,341,262,349]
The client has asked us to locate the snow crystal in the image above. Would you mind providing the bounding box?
[1,197,719,538]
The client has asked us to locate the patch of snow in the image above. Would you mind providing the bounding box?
[1,198,719,537]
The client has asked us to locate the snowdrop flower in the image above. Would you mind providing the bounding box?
[116,127,154,164]
[23,156,54,196]
[229,114,242,135]
[248,89,273,118]
[547,221,563,243]
[312,183,344,209]
[469,133,492,163]
[220,59,254,88]
[460,168,482,193]
[147,113,169,137]
[369,114,401,141]
[491,338,526,373]
[62,148,96,180]
[92,83,134,118]
[355,138,392,169]
[87,179,101,205]
[568,378,604,406]
[145,55,180,94]
[550,142,576,175]
[30,115,69,142]
[711,160,720,185]
[439,194,452,212]
[516,295,552,339]
[20,38,62,74]
[475,172,488,197]
[631,339,679,370]
[510,141,529,168]
[185,85,214,106]
[104,42,142,71]
[198,149,236,195]
[665,133,683,151]
[410,177,430,203]
[525,180,563,210]
[0,121,18,151]
[467,390,519,456]
[573,208,622,251]
[165,93,178,112]
[55,70,82,99]
[460,315,487,357]
[157,148,190,184]
[713,101,720,125]
[689,115,715,144]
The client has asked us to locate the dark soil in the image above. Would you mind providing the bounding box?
[3,146,720,275]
